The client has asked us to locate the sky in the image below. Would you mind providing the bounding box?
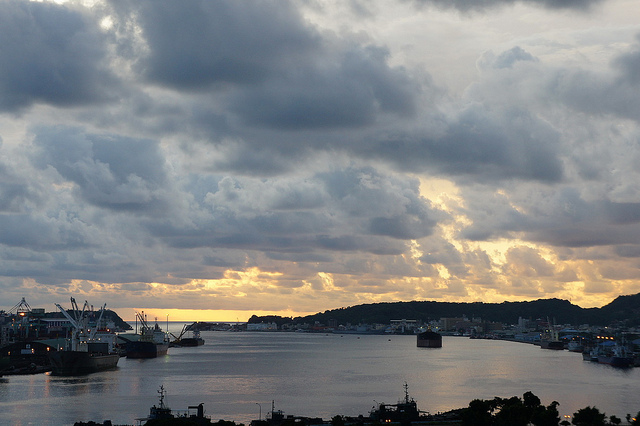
[1,0,640,322]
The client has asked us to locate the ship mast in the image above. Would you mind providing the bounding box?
[158,385,168,410]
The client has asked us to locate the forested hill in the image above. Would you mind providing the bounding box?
[255,293,640,327]
[42,309,132,330]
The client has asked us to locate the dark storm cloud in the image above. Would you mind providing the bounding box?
[359,105,563,183]
[0,0,116,112]
[229,45,417,129]
[548,68,640,122]
[614,244,640,258]
[210,140,302,176]
[0,213,92,251]
[30,126,170,213]
[460,186,640,247]
[110,0,317,89]
[108,0,417,130]
[0,161,40,213]
[410,0,602,12]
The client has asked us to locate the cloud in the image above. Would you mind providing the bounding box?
[107,1,417,130]
[29,126,171,213]
[0,0,117,112]
[150,166,440,256]
[1,0,640,316]
[477,46,538,70]
[459,185,640,248]
[110,0,318,90]
[228,44,418,129]
[0,160,40,213]
[356,104,564,183]
[613,34,640,85]
[410,0,603,12]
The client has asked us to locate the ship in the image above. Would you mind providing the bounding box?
[170,325,205,347]
[137,385,210,425]
[582,346,599,362]
[597,343,634,368]
[48,298,119,376]
[567,337,584,353]
[417,329,442,348]
[539,319,564,350]
[126,312,169,358]
[177,330,205,347]
[370,383,423,423]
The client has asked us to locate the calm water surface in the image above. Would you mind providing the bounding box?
[1,332,639,425]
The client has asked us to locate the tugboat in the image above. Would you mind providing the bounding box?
[138,385,209,425]
[126,312,170,358]
[370,383,424,423]
[48,298,119,376]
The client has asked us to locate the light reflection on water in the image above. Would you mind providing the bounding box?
[0,332,639,425]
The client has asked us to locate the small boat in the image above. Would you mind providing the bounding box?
[417,329,442,348]
[48,298,119,376]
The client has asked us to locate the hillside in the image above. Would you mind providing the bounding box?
[598,293,640,325]
[42,308,132,331]
[280,294,640,327]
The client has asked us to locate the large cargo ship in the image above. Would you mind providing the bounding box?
[171,325,205,347]
[417,329,442,348]
[126,312,170,358]
[539,319,564,350]
[48,298,119,376]
[597,344,634,368]
[49,344,119,376]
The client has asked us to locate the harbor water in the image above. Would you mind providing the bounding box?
[1,331,639,425]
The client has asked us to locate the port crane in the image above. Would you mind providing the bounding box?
[54,298,93,352]
[9,297,32,316]
[169,324,189,342]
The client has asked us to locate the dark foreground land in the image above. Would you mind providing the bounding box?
[75,390,640,426]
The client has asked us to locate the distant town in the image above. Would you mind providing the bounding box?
[2,294,640,375]
[190,312,640,358]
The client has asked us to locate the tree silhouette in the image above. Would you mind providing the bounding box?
[571,406,606,426]
[460,392,559,426]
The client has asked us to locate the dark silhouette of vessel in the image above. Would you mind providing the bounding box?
[417,329,442,348]
[370,383,423,423]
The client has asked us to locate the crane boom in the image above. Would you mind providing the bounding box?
[90,303,107,339]
[55,302,79,329]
